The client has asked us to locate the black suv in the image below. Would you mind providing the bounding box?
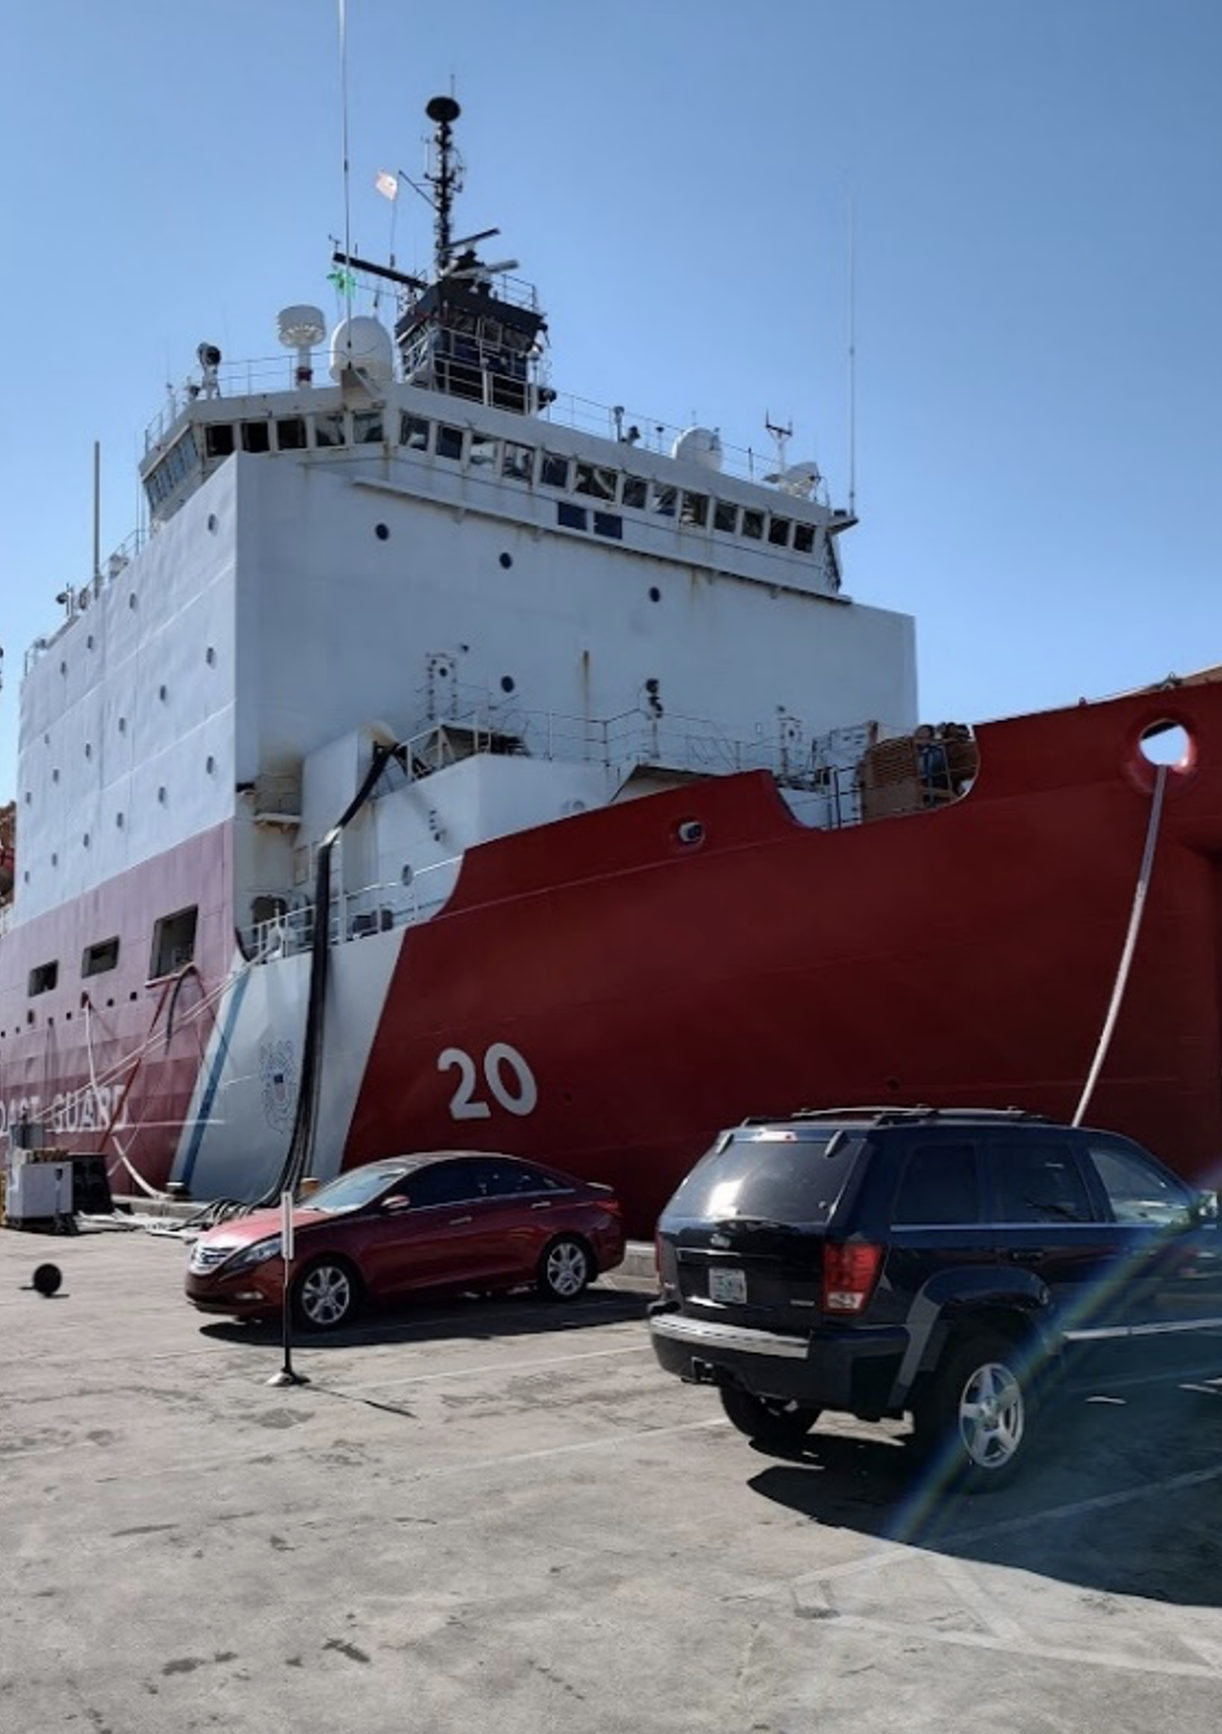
[649,1108,1222,1489]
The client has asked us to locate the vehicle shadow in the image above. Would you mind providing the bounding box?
[197,1282,652,1352]
[747,1378,1222,1608]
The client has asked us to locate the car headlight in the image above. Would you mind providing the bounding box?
[225,1236,283,1273]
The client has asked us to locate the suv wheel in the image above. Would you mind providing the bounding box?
[719,1387,821,1452]
[914,1330,1033,1491]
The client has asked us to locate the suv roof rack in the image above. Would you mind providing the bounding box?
[739,1105,1054,1129]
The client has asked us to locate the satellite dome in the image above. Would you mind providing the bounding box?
[671,427,723,471]
[329,316,394,385]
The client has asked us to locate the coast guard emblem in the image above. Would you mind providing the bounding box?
[260,1040,297,1134]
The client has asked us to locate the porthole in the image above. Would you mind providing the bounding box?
[51,852,58,866]
[207,513,218,533]
[649,586,661,602]
[129,592,138,609]
[116,812,124,828]
[87,634,95,650]
[158,786,167,804]
[118,716,126,733]
[500,676,515,693]
[83,833,90,848]
[400,864,414,888]
[375,522,390,541]
[206,755,215,774]
[52,768,59,783]
[675,819,705,848]
[1139,719,1191,769]
[60,660,67,676]
[499,552,513,569]
[85,742,92,759]
[205,647,216,667]
[159,684,168,702]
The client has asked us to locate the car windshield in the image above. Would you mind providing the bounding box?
[663,1128,865,1225]
[304,1167,410,1214]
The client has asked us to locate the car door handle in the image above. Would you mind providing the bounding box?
[448,1214,473,1226]
[531,1201,552,1210]
[1007,1248,1047,1263]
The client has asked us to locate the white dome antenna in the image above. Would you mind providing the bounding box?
[671,427,723,471]
[329,315,395,387]
[278,304,326,388]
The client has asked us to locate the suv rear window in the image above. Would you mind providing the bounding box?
[662,1128,863,1225]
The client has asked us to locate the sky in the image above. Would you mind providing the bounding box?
[1,0,1219,799]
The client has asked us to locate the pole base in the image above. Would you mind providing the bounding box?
[266,1368,310,1388]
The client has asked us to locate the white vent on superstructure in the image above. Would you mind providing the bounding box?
[278,304,326,387]
[329,316,395,387]
[671,426,723,470]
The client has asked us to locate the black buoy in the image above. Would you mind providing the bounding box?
[32,1263,62,1297]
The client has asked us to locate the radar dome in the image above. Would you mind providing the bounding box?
[671,426,723,471]
[277,304,326,350]
[329,316,395,385]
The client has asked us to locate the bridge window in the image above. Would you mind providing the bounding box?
[204,425,235,459]
[470,432,499,468]
[793,523,815,554]
[742,509,764,540]
[241,421,271,453]
[400,413,430,450]
[621,475,648,509]
[276,417,307,450]
[713,500,738,533]
[314,412,346,448]
[593,512,623,540]
[575,462,617,501]
[353,411,384,445]
[436,423,464,461]
[502,441,534,480]
[681,491,708,527]
[651,485,677,518]
[557,502,587,531]
[768,516,791,547]
[540,451,569,488]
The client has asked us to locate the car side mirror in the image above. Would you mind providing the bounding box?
[381,1193,412,1214]
[1192,1191,1219,1223]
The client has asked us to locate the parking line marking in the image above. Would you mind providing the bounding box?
[336,1340,651,1394]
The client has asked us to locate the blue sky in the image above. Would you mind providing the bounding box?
[2,0,1218,800]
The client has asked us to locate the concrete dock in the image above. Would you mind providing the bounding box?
[3,1220,1221,1733]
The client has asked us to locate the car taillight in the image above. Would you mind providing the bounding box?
[822,1242,883,1314]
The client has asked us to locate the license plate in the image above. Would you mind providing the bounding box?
[709,1267,746,1304]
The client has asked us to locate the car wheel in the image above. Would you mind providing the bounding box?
[914,1330,1033,1491]
[537,1236,593,1301]
[292,1258,360,1331]
[718,1386,821,1451]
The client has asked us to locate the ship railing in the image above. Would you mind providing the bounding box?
[395,699,845,792]
[243,857,462,961]
[140,350,831,502]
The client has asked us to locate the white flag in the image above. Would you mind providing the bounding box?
[375,169,399,202]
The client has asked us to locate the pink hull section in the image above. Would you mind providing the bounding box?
[0,824,232,1194]
[349,685,1222,1234]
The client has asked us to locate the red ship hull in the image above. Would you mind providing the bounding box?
[348,685,1222,1233]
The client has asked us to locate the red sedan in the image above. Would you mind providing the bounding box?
[185,1151,625,1330]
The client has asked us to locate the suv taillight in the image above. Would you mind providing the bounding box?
[822,1242,883,1314]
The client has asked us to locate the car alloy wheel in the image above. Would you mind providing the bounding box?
[916,1330,1033,1491]
[537,1236,592,1301]
[294,1259,358,1331]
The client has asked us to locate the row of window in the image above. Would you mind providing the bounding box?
[148,408,822,557]
[27,907,197,999]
